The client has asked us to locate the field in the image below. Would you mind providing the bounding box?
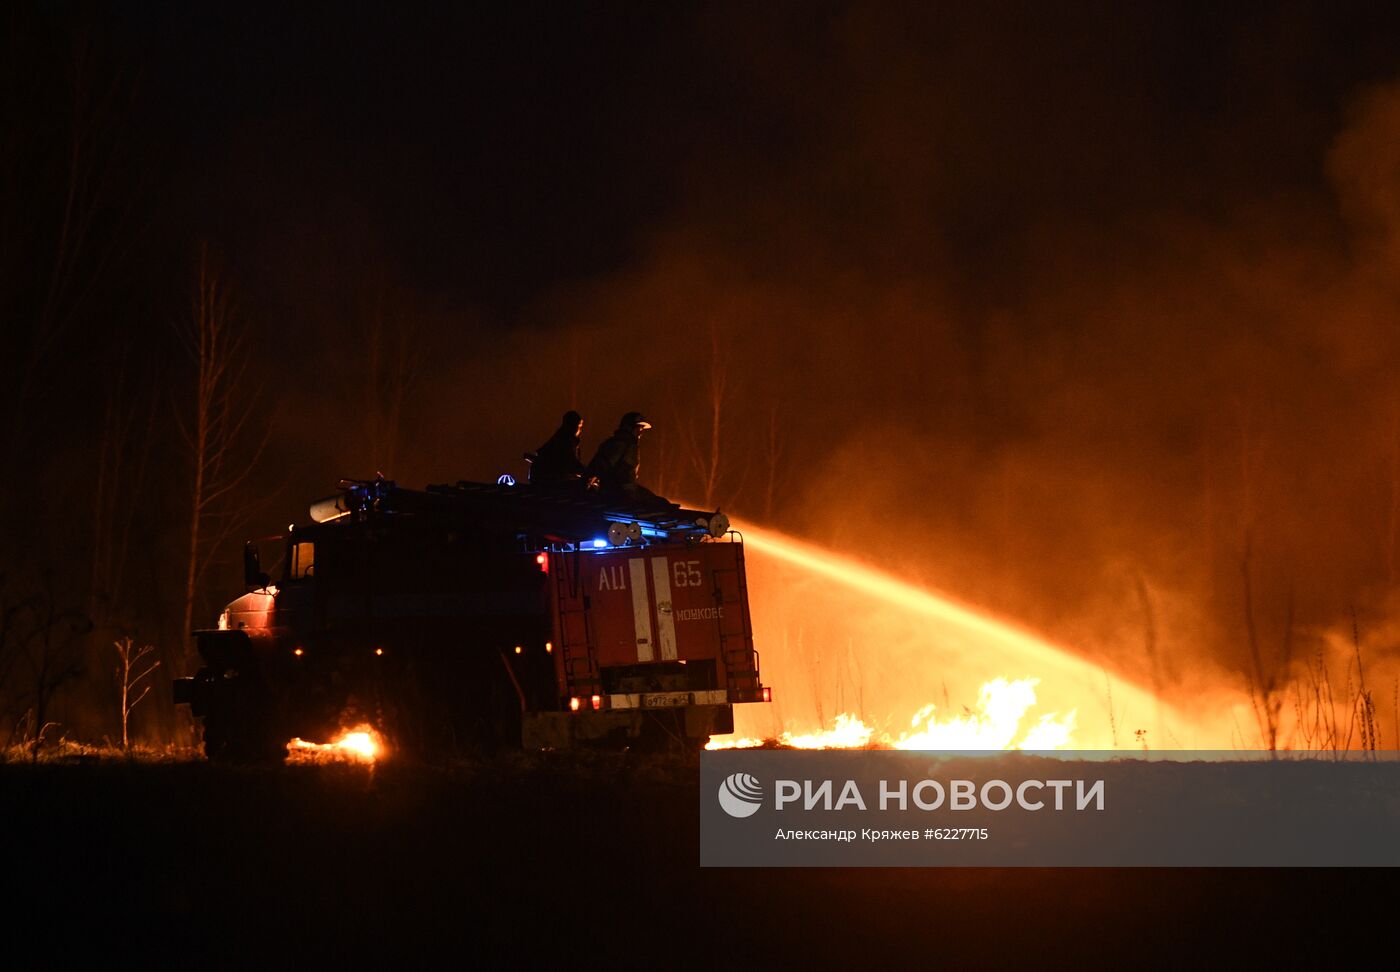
[0,750,1373,965]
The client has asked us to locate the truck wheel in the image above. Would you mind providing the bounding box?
[201,676,285,764]
[203,712,284,764]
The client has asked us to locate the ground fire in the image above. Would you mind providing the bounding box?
[708,522,1181,751]
[707,677,1076,750]
[286,724,383,763]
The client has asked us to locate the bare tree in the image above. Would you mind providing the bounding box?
[1388,400,1400,584]
[4,32,134,463]
[112,637,159,750]
[761,404,785,521]
[1240,535,1294,752]
[361,281,419,476]
[566,327,582,412]
[651,410,676,501]
[1347,609,1378,754]
[175,247,270,671]
[678,321,729,508]
[1132,571,1165,741]
[1232,407,1294,751]
[90,346,158,631]
[0,575,90,757]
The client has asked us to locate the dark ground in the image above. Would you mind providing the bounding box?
[0,753,1376,965]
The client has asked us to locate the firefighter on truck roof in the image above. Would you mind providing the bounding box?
[528,410,589,487]
[588,411,672,508]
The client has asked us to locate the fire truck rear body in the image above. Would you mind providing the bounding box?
[525,539,765,747]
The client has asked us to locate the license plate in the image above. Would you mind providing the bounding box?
[642,692,690,708]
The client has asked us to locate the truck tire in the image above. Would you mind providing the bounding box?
[203,713,284,764]
[199,670,285,764]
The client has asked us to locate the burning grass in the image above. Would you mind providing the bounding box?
[709,676,1076,750]
[285,724,385,764]
[3,725,389,766]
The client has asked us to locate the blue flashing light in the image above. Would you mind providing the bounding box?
[592,538,609,548]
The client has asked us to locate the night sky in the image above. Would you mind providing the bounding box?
[10,1,1400,737]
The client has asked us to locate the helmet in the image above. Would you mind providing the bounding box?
[620,411,652,430]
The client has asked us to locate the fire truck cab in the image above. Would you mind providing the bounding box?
[172,478,769,760]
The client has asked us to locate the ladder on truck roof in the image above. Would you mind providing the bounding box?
[315,476,728,546]
[418,480,727,546]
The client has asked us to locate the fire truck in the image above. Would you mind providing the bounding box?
[172,478,770,761]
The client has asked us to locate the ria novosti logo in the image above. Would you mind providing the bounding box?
[717,772,764,818]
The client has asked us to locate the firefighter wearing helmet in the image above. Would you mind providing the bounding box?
[588,411,670,508]
[528,410,588,487]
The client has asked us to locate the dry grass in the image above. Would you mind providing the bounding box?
[0,737,200,765]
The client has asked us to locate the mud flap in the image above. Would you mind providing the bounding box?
[685,704,733,737]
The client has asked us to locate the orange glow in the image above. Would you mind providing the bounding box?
[708,521,1184,750]
[286,723,383,763]
[335,730,378,759]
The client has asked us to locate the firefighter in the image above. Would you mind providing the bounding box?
[528,410,588,486]
[588,411,671,507]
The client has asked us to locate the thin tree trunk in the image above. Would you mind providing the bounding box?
[175,247,270,677]
[119,643,129,749]
[181,259,210,672]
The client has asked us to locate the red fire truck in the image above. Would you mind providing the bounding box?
[172,478,770,760]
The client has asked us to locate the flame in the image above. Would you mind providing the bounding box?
[783,713,877,749]
[893,677,1074,749]
[707,521,1187,749]
[286,723,383,763]
[706,676,1075,750]
[705,735,768,750]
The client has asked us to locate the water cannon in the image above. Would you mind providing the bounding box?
[606,521,644,546]
[701,512,730,538]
